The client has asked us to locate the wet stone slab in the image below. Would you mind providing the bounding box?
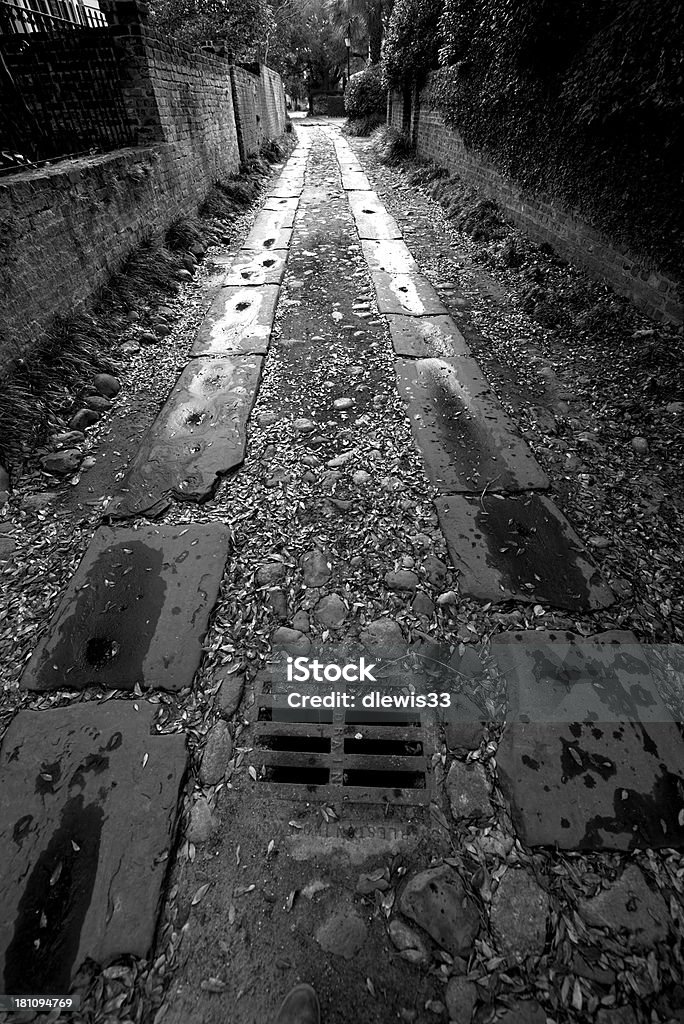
[108,356,263,516]
[436,492,614,609]
[21,523,230,692]
[347,190,402,239]
[250,207,296,233]
[222,249,288,287]
[0,702,186,992]
[494,633,684,849]
[397,357,549,492]
[493,629,671,724]
[241,226,293,250]
[371,272,448,316]
[191,285,280,356]
[387,315,472,358]
[263,196,299,212]
[360,239,418,275]
[341,170,371,191]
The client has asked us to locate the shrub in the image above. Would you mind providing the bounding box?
[370,125,414,165]
[382,0,443,91]
[345,64,386,120]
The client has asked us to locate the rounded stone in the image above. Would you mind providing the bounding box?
[411,591,435,617]
[301,548,332,587]
[40,449,82,475]
[187,797,217,843]
[490,868,549,961]
[83,394,112,413]
[256,562,287,586]
[385,570,420,592]
[631,436,649,454]
[69,408,100,431]
[399,864,480,956]
[314,593,347,629]
[388,918,429,965]
[360,617,404,652]
[315,910,367,959]
[446,760,493,821]
[199,720,233,786]
[272,627,311,655]
[216,672,245,719]
[445,977,478,1022]
[93,373,121,398]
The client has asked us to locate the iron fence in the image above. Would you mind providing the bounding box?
[0,0,136,174]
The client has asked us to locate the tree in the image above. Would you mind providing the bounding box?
[149,0,272,60]
[325,0,394,65]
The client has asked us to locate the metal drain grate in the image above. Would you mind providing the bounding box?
[251,684,430,806]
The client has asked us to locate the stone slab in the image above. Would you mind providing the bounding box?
[21,523,230,692]
[436,493,614,609]
[341,170,371,191]
[0,702,186,992]
[360,239,418,275]
[396,357,549,492]
[267,185,303,200]
[250,207,296,232]
[222,249,287,287]
[241,226,293,250]
[497,717,684,850]
[263,196,299,212]
[492,630,671,724]
[372,272,448,316]
[108,356,263,515]
[387,315,472,359]
[192,285,280,356]
[347,190,402,239]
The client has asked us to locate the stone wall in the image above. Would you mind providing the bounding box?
[258,66,287,140]
[388,82,682,325]
[0,9,287,368]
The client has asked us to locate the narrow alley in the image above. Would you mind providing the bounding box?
[1,120,684,1024]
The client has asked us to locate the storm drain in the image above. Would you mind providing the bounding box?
[251,684,430,806]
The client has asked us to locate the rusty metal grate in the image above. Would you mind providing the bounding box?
[251,681,430,807]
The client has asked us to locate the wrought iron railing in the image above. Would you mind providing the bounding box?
[0,0,136,173]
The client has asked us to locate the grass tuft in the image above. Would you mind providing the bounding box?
[370,126,414,165]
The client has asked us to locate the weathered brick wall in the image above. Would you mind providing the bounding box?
[230,66,262,161]
[0,26,287,366]
[258,66,287,140]
[389,81,682,325]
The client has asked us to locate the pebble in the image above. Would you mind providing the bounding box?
[315,910,367,959]
[267,588,288,621]
[51,430,85,448]
[291,611,310,633]
[333,397,354,410]
[176,268,193,281]
[256,562,287,586]
[387,918,429,965]
[69,408,99,431]
[411,591,434,617]
[436,590,458,607]
[216,672,245,718]
[352,470,371,485]
[360,617,404,650]
[301,547,332,587]
[40,450,82,475]
[445,978,478,1022]
[258,411,278,427]
[272,627,311,655]
[588,535,611,549]
[327,451,354,468]
[579,864,669,948]
[446,761,493,821]
[423,554,447,585]
[83,395,112,413]
[490,868,549,961]
[139,331,159,344]
[314,593,347,629]
[121,341,141,354]
[199,720,233,786]
[81,456,97,471]
[294,418,316,433]
[93,373,120,398]
[385,569,420,592]
[187,797,217,843]
[155,323,171,338]
[631,436,649,454]
[301,454,320,467]
[400,864,480,956]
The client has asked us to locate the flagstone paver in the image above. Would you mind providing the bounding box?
[0,702,186,993]
[360,238,419,274]
[221,249,288,286]
[109,355,263,516]
[371,271,449,316]
[387,314,472,358]
[21,523,230,692]
[347,189,402,239]
[435,492,613,607]
[191,284,280,356]
[397,358,549,493]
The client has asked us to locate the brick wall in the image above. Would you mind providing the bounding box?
[389,80,683,325]
[0,11,288,367]
[258,66,287,140]
[230,66,262,161]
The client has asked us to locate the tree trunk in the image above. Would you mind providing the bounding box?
[367,0,382,62]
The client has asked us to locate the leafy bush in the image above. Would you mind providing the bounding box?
[370,125,414,164]
[382,0,443,91]
[427,0,684,280]
[345,65,386,119]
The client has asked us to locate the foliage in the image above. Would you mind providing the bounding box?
[381,0,442,90]
[426,0,684,279]
[325,0,394,65]
[345,64,385,118]
[369,125,413,164]
[148,0,271,60]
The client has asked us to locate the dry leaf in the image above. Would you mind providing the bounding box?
[192,883,211,906]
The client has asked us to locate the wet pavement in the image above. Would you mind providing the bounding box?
[1,122,684,1024]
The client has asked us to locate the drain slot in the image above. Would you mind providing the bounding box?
[252,684,430,806]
